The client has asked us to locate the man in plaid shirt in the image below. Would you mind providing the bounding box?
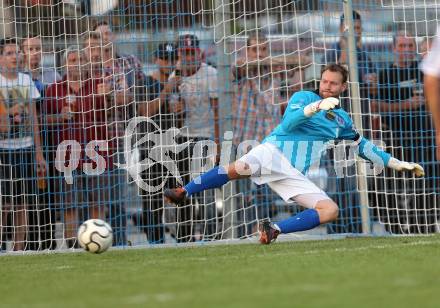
[233,32,282,145]
[232,31,283,223]
[93,21,146,93]
[233,78,282,145]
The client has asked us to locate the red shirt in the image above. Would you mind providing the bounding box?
[44,76,115,169]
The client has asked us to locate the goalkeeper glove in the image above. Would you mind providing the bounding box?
[304,97,339,117]
[387,157,425,177]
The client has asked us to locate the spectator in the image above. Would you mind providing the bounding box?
[323,10,376,87]
[93,21,146,100]
[233,31,282,145]
[375,31,424,155]
[322,11,380,234]
[137,42,179,243]
[88,29,133,152]
[232,31,283,223]
[81,31,129,246]
[171,34,219,143]
[0,38,46,251]
[21,35,61,96]
[92,23,140,219]
[373,31,436,233]
[43,32,129,247]
[138,42,178,124]
[166,34,219,242]
[323,11,376,233]
[44,46,87,248]
[20,35,59,250]
[422,27,440,159]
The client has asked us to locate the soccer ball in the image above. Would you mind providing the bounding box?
[77,219,113,253]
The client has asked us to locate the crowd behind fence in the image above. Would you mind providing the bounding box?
[0,1,438,251]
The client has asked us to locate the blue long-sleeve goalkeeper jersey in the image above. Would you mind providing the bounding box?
[263,90,391,174]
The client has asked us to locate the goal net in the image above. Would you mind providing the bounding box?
[0,0,438,252]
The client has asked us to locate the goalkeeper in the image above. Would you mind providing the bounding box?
[164,63,424,244]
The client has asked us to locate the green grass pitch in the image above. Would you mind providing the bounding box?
[1,235,439,308]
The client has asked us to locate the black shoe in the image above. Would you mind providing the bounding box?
[164,187,187,205]
[258,219,280,244]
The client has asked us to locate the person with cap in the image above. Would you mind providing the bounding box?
[137,42,179,244]
[164,34,220,242]
[171,34,219,147]
[138,42,178,123]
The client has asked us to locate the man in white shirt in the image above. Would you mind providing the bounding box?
[166,34,219,242]
[422,27,440,160]
[0,38,46,251]
[170,34,219,143]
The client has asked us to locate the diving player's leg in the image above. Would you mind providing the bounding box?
[313,198,339,224]
[164,145,265,204]
[272,193,338,234]
[258,170,339,244]
[163,162,250,204]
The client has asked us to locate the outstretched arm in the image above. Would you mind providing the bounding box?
[352,134,390,166]
[343,125,424,177]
